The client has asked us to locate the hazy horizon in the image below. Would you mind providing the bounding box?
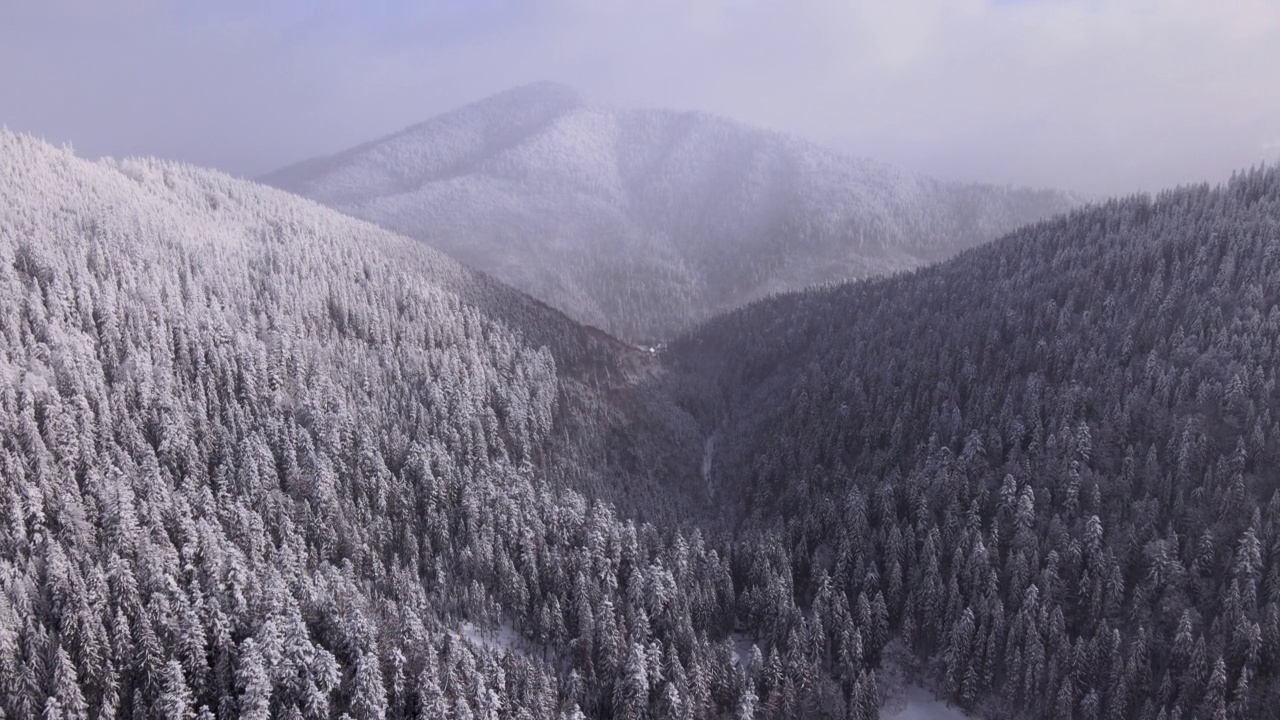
[2,0,1276,197]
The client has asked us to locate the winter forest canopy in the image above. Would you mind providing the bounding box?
[2,115,1280,720]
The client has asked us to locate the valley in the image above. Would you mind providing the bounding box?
[2,129,1278,719]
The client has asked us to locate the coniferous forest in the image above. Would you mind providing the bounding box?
[3,126,1280,720]
[670,166,1280,719]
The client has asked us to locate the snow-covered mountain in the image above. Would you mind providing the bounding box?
[264,82,1079,340]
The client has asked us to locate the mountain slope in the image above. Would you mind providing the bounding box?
[0,132,755,719]
[667,167,1280,716]
[263,82,1078,341]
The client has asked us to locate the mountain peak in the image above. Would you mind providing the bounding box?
[427,80,585,129]
[490,80,582,105]
[261,81,588,201]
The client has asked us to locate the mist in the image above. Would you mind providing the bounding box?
[2,0,1276,197]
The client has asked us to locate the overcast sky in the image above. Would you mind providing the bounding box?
[2,0,1277,196]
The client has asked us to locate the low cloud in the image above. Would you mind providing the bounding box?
[1,0,1276,196]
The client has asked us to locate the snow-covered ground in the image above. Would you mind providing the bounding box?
[731,632,757,665]
[881,685,974,720]
[453,621,528,657]
[454,621,971,719]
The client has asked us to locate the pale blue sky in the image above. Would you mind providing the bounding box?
[1,0,1276,195]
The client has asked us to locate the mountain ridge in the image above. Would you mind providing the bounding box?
[264,82,588,200]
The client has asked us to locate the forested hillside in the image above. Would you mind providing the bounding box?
[670,166,1280,718]
[0,132,767,720]
[7,126,1280,720]
[263,82,1077,342]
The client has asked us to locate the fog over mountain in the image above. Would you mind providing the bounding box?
[264,83,1077,341]
[5,2,1278,197]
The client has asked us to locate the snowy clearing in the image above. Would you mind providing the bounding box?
[881,685,974,720]
[453,621,528,657]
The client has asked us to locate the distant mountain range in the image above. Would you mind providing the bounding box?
[263,82,1080,341]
